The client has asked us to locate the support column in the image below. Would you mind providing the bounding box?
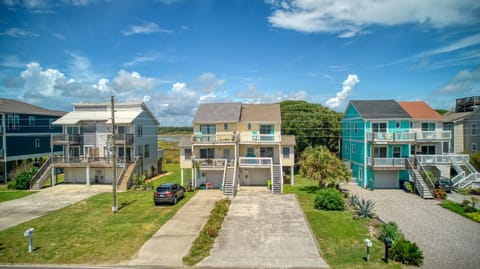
[291,166,294,185]
[180,168,184,186]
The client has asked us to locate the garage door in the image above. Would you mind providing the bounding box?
[375,171,399,189]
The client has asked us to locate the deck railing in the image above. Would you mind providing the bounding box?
[192,133,238,143]
[367,157,406,169]
[238,157,273,166]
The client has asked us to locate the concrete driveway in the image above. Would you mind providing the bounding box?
[198,187,329,269]
[342,183,480,269]
[0,184,111,231]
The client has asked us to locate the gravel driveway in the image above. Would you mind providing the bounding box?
[342,183,480,269]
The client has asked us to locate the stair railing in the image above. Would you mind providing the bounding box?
[417,162,436,195]
[451,171,466,186]
[30,156,52,189]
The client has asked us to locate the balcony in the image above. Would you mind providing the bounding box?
[239,132,280,143]
[367,157,406,170]
[111,133,134,145]
[194,158,228,170]
[416,131,451,142]
[52,156,124,168]
[192,133,238,143]
[415,154,469,165]
[367,132,415,144]
[239,157,273,167]
[52,134,81,145]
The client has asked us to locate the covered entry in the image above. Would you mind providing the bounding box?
[375,171,399,189]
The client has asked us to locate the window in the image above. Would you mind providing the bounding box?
[346,122,349,135]
[260,147,274,158]
[184,149,192,160]
[49,119,54,129]
[372,122,387,133]
[282,147,290,157]
[7,114,19,130]
[29,116,35,126]
[144,144,150,158]
[351,144,356,153]
[396,121,400,128]
[136,125,143,137]
[472,123,477,136]
[373,147,387,157]
[421,122,435,131]
[393,146,401,158]
[137,145,143,156]
[247,123,251,130]
[200,124,216,142]
[67,126,79,134]
[410,121,413,128]
[246,147,255,157]
[354,122,357,134]
[69,146,80,157]
[421,145,436,155]
[35,138,40,148]
[200,148,215,159]
[224,123,228,131]
[259,124,274,141]
[345,143,349,154]
[223,148,230,159]
[472,143,478,152]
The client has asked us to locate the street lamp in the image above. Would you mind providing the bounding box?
[364,238,372,261]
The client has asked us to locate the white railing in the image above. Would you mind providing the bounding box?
[367,157,406,168]
[239,133,281,143]
[195,158,227,169]
[239,157,273,166]
[192,133,237,143]
[367,132,415,143]
[416,131,451,141]
[451,171,466,186]
[416,154,470,165]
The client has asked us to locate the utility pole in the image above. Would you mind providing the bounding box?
[111,96,118,213]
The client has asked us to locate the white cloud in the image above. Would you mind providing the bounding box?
[0,28,38,37]
[112,69,157,93]
[122,22,173,36]
[268,0,480,37]
[326,74,359,108]
[437,67,480,94]
[0,55,25,68]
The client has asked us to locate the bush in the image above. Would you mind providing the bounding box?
[389,239,424,266]
[348,194,359,208]
[435,189,447,200]
[354,198,376,218]
[466,212,480,222]
[380,221,403,242]
[404,181,413,193]
[314,188,345,211]
[12,165,38,190]
[267,180,272,190]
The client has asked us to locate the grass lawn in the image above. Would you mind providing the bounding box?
[440,200,480,223]
[0,184,38,203]
[0,163,195,265]
[284,176,402,269]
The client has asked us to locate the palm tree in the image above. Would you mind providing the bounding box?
[299,146,351,188]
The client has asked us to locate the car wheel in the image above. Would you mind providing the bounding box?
[172,196,177,205]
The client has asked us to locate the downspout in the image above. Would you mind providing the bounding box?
[2,114,7,184]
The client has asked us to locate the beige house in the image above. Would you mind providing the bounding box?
[443,110,480,153]
[179,103,295,195]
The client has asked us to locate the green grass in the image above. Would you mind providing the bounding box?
[183,199,231,265]
[0,190,37,203]
[284,177,402,269]
[0,163,195,265]
[440,200,480,223]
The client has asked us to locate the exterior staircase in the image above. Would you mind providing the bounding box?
[406,158,434,199]
[118,157,141,191]
[30,157,52,190]
[223,167,235,196]
[271,164,282,194]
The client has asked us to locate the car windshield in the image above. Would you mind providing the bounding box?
[438,179,451,184]
[156,187,171,192]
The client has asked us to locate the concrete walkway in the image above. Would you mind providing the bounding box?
[0,184,111,231]
[342,183,480,269]
[129,190,223,267]
[198,187,329,269]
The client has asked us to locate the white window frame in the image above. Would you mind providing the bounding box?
[29,116,35,126]
[472,143,477,152]
[472,123,477,136]
[35,138,40,148]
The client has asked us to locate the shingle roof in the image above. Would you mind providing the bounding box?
[178,136,192,148]
[193,103,242,123]
[350,100,411,119]
[281,135,296,145]
[0,98,66,116]
[443,111,474,122]
[240,103,281,122]
[398,101,443,120]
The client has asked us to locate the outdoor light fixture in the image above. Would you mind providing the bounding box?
[383,237,392,263]
[24,228,34,253]
[364,238,372,261]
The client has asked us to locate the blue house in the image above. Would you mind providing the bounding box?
[342,99,480,196]
[0,98,65,183]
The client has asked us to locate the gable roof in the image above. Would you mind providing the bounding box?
[240,103,281,122]
[0,98,65,116]
[193,103,241,123]
[281,135,296,145]
[349,100,411,119]
[443,111,476,122]
[398,101,443,120]
[53,102,158,125]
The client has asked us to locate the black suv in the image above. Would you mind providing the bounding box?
[153,183,186,205]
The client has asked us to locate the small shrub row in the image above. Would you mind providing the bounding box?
[314,188,344,211]
[347,194,376,218]
[440,200,480,223]
[379,221,424,266]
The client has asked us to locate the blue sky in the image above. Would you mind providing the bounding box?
[1,0,479,126]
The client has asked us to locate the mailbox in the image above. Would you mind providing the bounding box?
[24,228,34,253]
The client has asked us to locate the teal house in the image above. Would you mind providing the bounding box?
[342,99,479,194]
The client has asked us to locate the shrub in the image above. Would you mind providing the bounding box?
[267,180,272,190]
[13,165,38,190]
[435,189,447,200]
[348,194,359,208]
[380,221,403,242]
[466,212,480,222]
[389,239,424,266]
[314,188,345,211]
[354,198,376,218]
[404,182,413,193]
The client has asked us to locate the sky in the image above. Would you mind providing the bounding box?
[0,0,479,126]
